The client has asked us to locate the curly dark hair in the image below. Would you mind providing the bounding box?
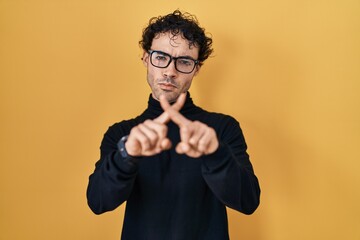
[139,10,213,66]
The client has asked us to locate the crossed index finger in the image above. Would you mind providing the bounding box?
[159,93,190,127]
[154,93,187,124]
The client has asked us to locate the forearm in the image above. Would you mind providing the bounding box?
[201,142,260,214]
[87,148,139,214]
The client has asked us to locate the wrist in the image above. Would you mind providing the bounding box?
[117,135,129,158]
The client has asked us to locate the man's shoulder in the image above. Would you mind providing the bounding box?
[103,115,145,137]
[191,108,240,134]
[98,115,147,148]
[108,116,143,132]
[197,108,238,125]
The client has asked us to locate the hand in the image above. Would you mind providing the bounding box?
[159,94,219,158]
[125,94,186,157]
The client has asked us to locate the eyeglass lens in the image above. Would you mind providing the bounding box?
[150,51,196,74]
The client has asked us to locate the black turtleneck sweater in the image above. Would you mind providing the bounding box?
[87,93,260,240]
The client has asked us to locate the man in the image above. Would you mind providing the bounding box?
[87,10,260,240]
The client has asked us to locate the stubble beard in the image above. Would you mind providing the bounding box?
[148,77,181,103]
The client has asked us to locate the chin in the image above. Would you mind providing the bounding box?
[157,91,179,103]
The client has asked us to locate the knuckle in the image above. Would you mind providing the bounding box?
[161,128,168,137]
[144,119,152,125]
[138,136,148,144]
[137,123,145,130]
[193,120,201,125]
[130,126,139,135]
[194,121,204,127]
[141,142,150,150]
[181,126,189,133]
[148,133,158,142]
[160,124,167,131]
[198,139,207,146]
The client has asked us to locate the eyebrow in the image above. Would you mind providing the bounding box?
[154,50,197,60]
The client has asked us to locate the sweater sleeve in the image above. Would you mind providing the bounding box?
[86,123,139,215]
[201,117,261,215]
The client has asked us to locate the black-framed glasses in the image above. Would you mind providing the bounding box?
[148,50,199,74]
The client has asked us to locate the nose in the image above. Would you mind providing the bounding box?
[163,60,178,78]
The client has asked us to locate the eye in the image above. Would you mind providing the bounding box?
[155,55,167,61]
[153,52,169,62]
[177,58,193,66]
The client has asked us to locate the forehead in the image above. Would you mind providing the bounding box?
[151,32,199,58]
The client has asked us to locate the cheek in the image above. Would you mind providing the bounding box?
[146,68,155,82]
[148,67,162,80]
[181,78,193,90]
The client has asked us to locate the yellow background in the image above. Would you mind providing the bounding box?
[1,0,359,239]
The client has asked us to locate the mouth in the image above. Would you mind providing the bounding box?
[158,83,177,91]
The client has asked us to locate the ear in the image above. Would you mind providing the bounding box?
[142,51,149,67]
[193,65,201,76]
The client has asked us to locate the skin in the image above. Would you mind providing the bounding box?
[125,32,219,158]
[143,32,199,103]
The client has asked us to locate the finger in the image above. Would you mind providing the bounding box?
[160,93,192,143]
[137,123,158,148]
[179,123,192,144]
[141,139,171,156]
[160,138,172,150]
[158,93,187,126]
[175,142,190,154]
[154,111,170,124]
[176,142,202,158]
[159,93,186,112]
[159,94,171,111]
[166,107,191,128]
[147,138,171,155]
[128,127,151,152]
[188,121,206,147]
[143,119,169,153]
[125,137,141,156]
[170,92,187,111]
[199,128,219,155]
[197,132,212,153]
[143,120,167,140]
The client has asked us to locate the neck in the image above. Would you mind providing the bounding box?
[146,91,197,116]
[152,92,188,104]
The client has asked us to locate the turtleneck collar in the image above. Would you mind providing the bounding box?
[143,92,200,118]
